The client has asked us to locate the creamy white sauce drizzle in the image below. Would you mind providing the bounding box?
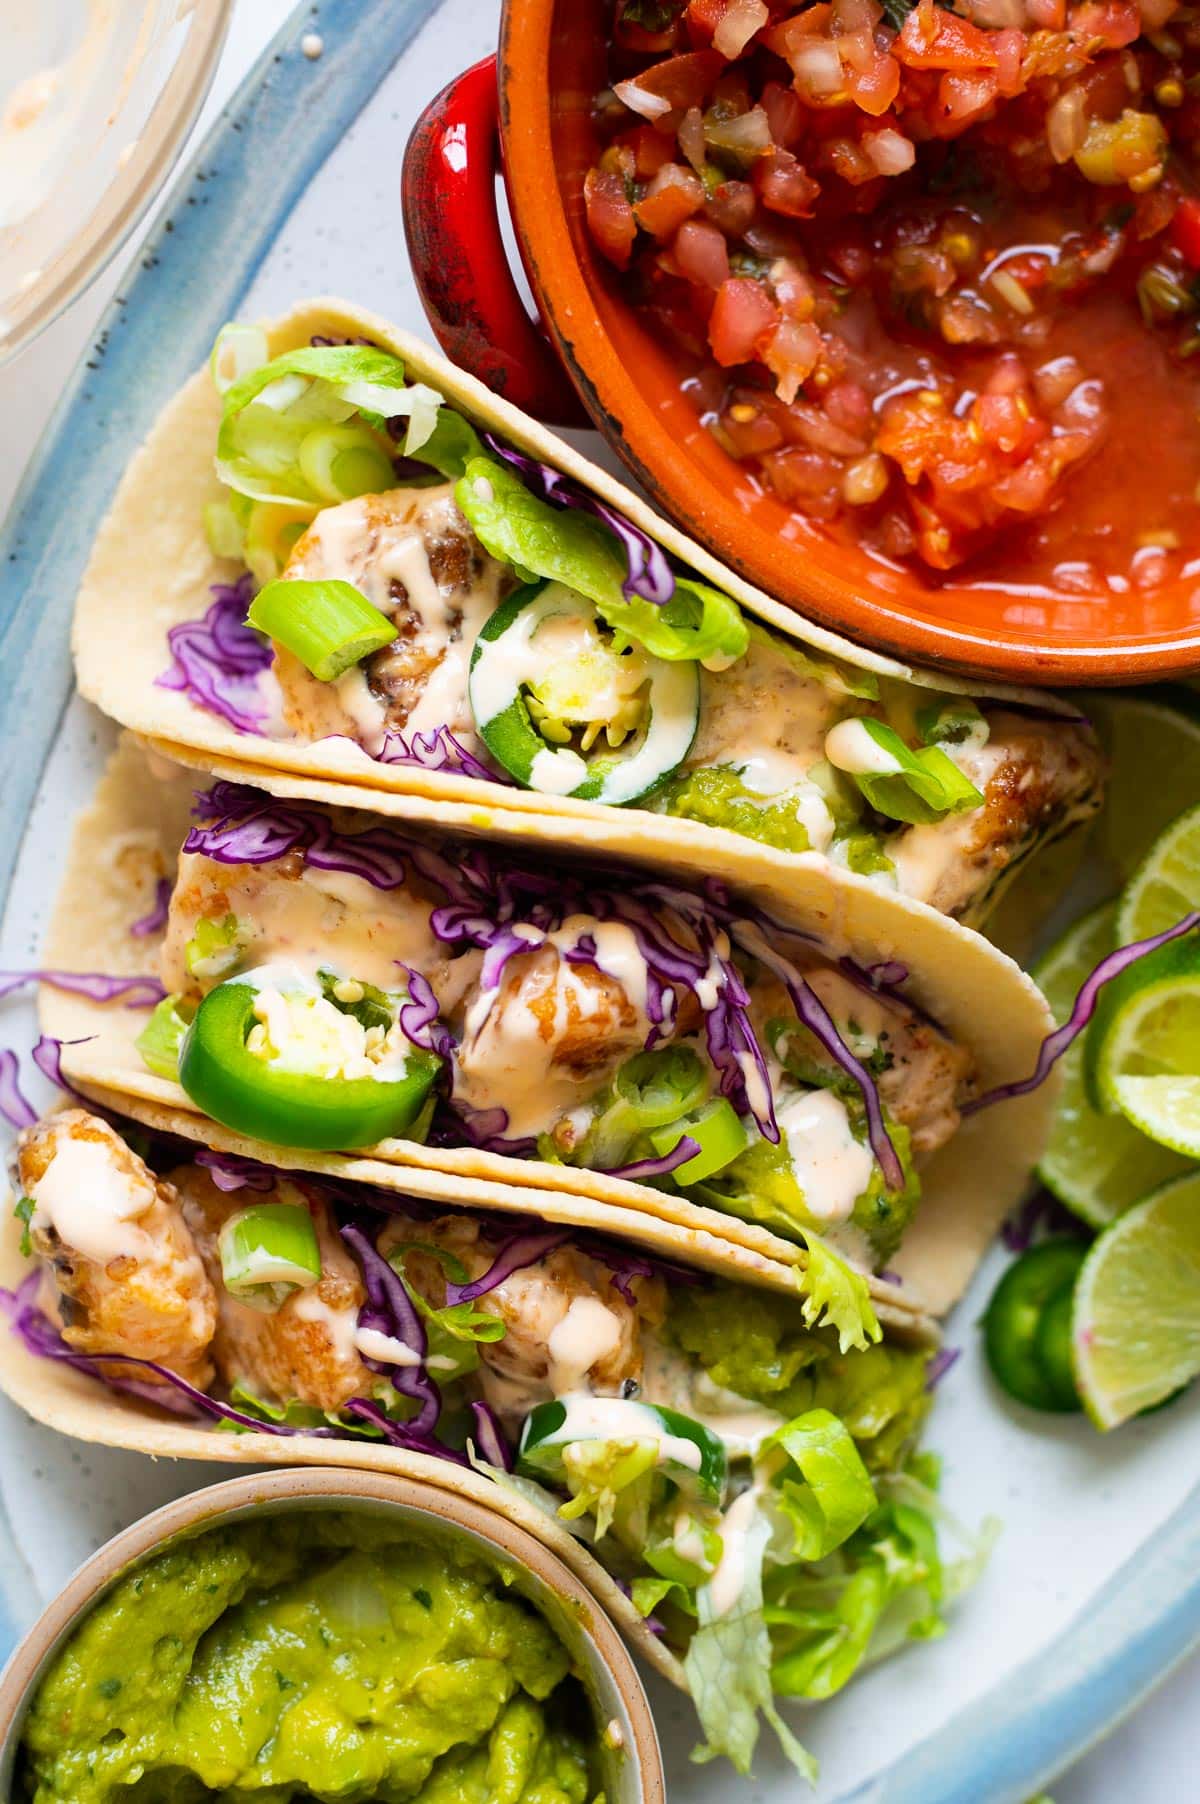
[549,1394,704,1472]
[30,1135,155,1263]
[547,1296,623,1393]
[706,1485,765,1619]
[639,1334,782,1458]
[776,1088,875,1224]
[354,1325,421,1366]
[289,1283,360,1366]
[824,716,900,776]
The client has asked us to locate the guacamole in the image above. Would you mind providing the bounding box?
[19,1513,602,1804]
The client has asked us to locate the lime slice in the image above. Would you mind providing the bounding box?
[1087,930,1200,1156]
[1071,1171,1200,1429]
[1086,692,1200,885]
[1035,902,1189,1226]
[1116,798,1200,945]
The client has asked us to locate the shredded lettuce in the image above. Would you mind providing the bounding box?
[455,456,747,668]
[215,341,443,509]
[687,1510,817,1780]
[764,1409,877,1562]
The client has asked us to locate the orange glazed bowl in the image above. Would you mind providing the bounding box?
[403,6,1200,686]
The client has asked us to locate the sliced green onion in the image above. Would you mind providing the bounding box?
[218,1202,322,1312]
[648,1096,750,1184]
[297,424,395,503]
[243,502,314,586]
[185,913,244,982]
[210,323,270,396]
[135,995,195,1081]
[247,578,397,683]
[203,500,247,561]
[827,718,984,825]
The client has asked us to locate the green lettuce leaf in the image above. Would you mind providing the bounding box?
[686,1509,816,1779]
[764,1409,877,1561]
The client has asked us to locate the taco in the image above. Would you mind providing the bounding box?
[0,1100,984,1778]
[35,737,1056,1322]
[73,297,1103,932]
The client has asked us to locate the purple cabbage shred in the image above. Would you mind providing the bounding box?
[376,726,509,785]
[968,911,1200,1114]
[0,970,165,1008]
[130,877,172,940]
[157,577,273,736]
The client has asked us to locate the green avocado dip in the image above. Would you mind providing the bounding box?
[17,1512,604,1804]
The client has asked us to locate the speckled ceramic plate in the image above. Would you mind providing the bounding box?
[0,3,1198,1799]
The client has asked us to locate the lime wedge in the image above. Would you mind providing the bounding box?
[1086,692,1200,885]
[1035,902,1189,1226]
[1071,1171,1200,1429]
[1087,930,1200,1156]
[1117,798,1200,945]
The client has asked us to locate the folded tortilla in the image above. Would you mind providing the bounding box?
[72,296,1098,930]
[37,736,1057,1320]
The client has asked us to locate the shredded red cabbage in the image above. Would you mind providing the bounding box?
[925,1346,960,1390]
[444,1228,573,1305]
[377,725,509,785]
[602,1135,701,1182]
[469,1400,513,1471]
[340,1222,442,1436]
[130,877,172,940]
[157,577,273,735]
[1000,1189,1087,1253]
[0,1051,35,1130]
[340,1396,468,1464]
[967,911,1200,1114]
[185,783,906,1190]
[0,970,165,1007]
[483,434,677,607]
[396,966,455,1059]
[193,1148,278,1193]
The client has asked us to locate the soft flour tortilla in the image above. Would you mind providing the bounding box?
[73,295,1081,897]
[39,736,1057,1319]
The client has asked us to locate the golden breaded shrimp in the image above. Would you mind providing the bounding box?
[379,1212,664,1427]
[176,1168,370,1414]
[17,1111,216,1389]
[272,486,507,751]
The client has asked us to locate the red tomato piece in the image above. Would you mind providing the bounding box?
[754,148,820,218]
[635,164,706,238]
[895,3,999,70]
[708,277,781,364]
[584,169,637,270]
[705,180,757,235]
[674,218,732,288]
[618,50,724,113]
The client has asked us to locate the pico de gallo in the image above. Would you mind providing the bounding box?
[584,0,1200,593]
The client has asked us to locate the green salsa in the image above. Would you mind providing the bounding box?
[18,1513,603,1804]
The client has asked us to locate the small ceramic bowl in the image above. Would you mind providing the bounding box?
[0,0,231,365]
[402,22,1200,686]
[0,1467,664,1803]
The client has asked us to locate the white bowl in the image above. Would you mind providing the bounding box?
[0,0,231,364]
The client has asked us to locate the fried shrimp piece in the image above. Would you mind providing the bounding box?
[890,710,1104,924]
[756,966,974,1160]
[379,1212,665,1426]
[451,935,655,1139]
[177,1170,369,1413]
[17,1111,216,1388]
[271,485,508,750]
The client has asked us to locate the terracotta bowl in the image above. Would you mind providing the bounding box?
[0,1467,664,1802]
[402,17,1200,686]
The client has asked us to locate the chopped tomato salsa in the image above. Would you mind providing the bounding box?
[584,0,1200,593]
